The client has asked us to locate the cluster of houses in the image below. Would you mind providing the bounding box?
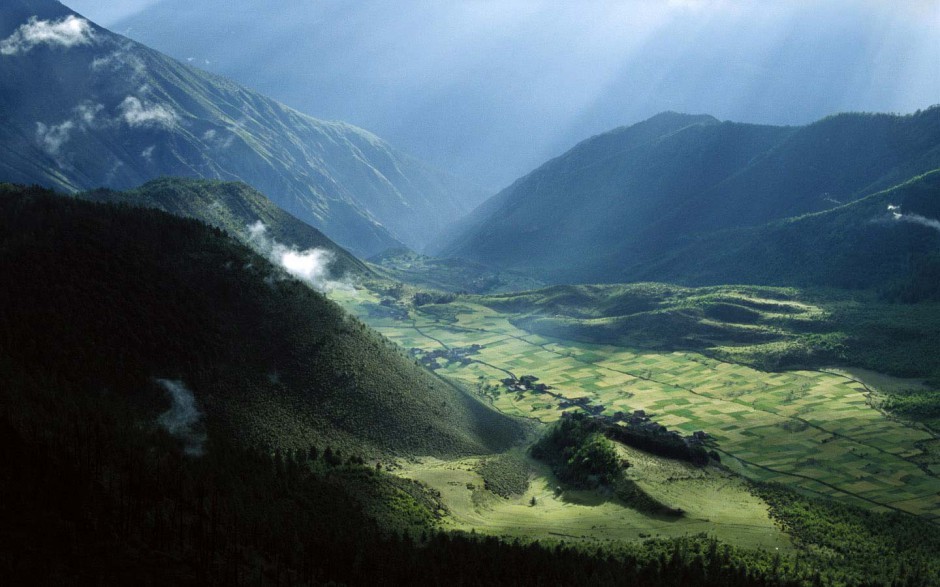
[502,373,713,452]
[598,409,711,448]
[500,375,552,394]
[410,344,483,370]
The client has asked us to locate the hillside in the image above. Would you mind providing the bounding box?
[439,108,940,286]
[631,170,940,290]
[79,177,370,278]
[0,183,525,458]
[0,0,474,255]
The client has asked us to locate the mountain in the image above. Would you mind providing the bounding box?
[98,1,940,190]
[79,177,370,278]
[630,170,940,290]
[0,183,525,458]
[438,108,940,286]
[0,0,475,256]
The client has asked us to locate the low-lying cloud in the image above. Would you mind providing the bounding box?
[118,96,180,129]
[91,42,147,80]
[156,379,205,457]
[34,101,104,157]
[247,221,352,292]
[1,15,95,56]
[888,204,940,234]
[35,120,75,156]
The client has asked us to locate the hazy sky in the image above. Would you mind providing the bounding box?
[65,0,940,189]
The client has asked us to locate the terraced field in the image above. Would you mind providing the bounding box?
[334,288,940,525]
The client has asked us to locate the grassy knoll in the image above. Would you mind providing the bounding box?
[395,452,790,550]
[330,286,940,523]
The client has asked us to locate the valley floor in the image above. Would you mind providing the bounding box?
[331,287,940,537]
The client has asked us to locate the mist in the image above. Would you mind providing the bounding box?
[65,0,940,189]
[156,378,205,456]
[246,221,353,292]
[888,204,940,235]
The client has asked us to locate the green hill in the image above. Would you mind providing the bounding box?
[439,108,940,286]
[79,177,371,278]
[0,183,525,458]
[0,0,475,255]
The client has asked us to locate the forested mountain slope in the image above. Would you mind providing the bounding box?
[440,108,940,286]
[79,177,371,278]
[0,183,525,458]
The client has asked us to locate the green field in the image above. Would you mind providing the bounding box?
[396,450,790,550]
[332,287,940,528]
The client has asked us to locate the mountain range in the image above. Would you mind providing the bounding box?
[0,0,476,257]
[439,108,940,287]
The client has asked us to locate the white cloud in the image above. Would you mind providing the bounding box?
[141,145,155,161]
[118,96,180,128]
[35,120,75,156]
[91,44,146,79]
[246,221,353,292]
[0,15,95,56]
[74,101,104,125]
[888,204,940,234]
[33,101,106,157]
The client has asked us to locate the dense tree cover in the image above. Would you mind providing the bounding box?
[880,387,940,427]
[531,413,624,487]
[755,484,940,586]
[79,178,370,278]
[0,184,524,458]
[531,414,679,515]
[882,254,940,304]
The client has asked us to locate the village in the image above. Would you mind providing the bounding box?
[410,344,484,370]
[499,374,711,453]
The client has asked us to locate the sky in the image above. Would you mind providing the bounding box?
[64,0,940,190]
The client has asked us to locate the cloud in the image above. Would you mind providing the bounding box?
[1,15,95,56]
[75,102,104,125]
[34,101,106,157]
[35,120,75,156]
[246,221,353,292]
[141,145,155,161]
[156,379,205,457]
[118,96,180,128]
[888,204,940,234]
[91,43,146,79]
[202,128,236,150]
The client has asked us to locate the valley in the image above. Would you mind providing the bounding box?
[2,2,939,583]
[332,285,940,527]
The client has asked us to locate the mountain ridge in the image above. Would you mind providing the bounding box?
[0,0,474,256]
[438,107,940,286]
